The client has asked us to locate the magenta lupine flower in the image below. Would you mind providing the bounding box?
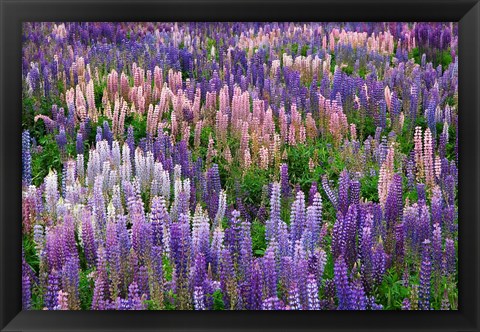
[418,239,432,310]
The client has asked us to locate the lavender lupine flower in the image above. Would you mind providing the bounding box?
[432,223,443,277]
[261,297,285,310]
[193,286,206,310]
[402,298,411,310]
[289,190,306,253]
[82,208,97,266]
[22,130,32,186]
[322,175,338,209]
[306,274,320,310]
[150,196,167,248]
[128,282,146,310]
[419,239,432,310]
[266,182,281,242]
[288,284,302,310]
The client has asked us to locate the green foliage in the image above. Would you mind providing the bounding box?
[410,47,421,65]
[212,290,225,310]
[300,44,309,57]
[360,174,379,202]
[163,256,173,282]
[251,220,266,256]
[23,236,40,274]
[79,269,94,310]
[291,43,298,55]
[376,269,410,310]
[31,134,62,187]
[241,168,270,207]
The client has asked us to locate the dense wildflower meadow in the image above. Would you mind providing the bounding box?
[21,22,458,310]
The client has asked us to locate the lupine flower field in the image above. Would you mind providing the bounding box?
[21,22,458,310]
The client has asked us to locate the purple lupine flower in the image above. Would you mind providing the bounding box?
[337,170,350,216]
[22,130,32,186]
[308,182,318,206]
[44,270,60,310]
[280,163,291,200]
[372,238,386,286]
[76,132,84,155]
[248,260,263,310]
[62,256,80,309]
[419,239,432,310]
[443,238,456,277]
[22,253,32,310]
[334,256,351,310]
[56,126,67,152]
[350,280,367,310]
[262,247,278,298]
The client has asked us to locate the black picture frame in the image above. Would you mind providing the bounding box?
[1,0,479,331]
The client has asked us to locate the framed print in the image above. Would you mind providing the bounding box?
[1,0,479,331]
